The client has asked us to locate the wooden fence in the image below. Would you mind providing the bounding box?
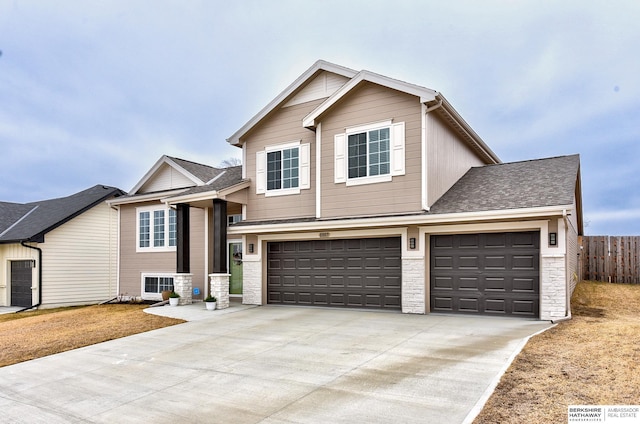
[580,236,640,283]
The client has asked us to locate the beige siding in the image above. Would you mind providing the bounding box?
[0,243,38,306]
[139,163,196,193]
[118,202,207,298]
[320,82,423,218]
[243,99,322,221]
[38,201,119,307]
[283,71,349,107]
[426,113,485,206]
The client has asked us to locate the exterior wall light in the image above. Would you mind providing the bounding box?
[248,243,254,254]
[549,232,557,246]
[409,238,416,249]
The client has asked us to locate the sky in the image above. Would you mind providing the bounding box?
[1,0,639,235]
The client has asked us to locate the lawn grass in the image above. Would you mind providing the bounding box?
[473,281,640,423]
[0,304,184,367]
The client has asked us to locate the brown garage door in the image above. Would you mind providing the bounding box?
[267,238,401,309]
[430,231,540,317]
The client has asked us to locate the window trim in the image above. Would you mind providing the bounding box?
[141,273,174,301]
[136,206,177,253]
[266,141,301,196]
[335,119,405,186]
[256,140,311,197]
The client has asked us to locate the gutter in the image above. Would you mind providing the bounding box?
[17,241,42,312]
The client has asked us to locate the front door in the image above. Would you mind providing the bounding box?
[229,242,243,295]
[11,260,33,307]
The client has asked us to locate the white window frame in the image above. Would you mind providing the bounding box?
[335,120,405,186]
[136,206,177,252]
[141,273,174,301]
[256,140,310,197]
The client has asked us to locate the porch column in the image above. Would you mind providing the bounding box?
[212,199,227,273]
[176,203,190,273]
[210,199,230,309]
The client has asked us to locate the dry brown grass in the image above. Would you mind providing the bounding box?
[474,281,640,423]
[0,304,184,367]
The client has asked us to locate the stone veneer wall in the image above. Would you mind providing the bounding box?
[209,274,230,309]
[540,256,567,320]
[402,257,425,314]
[173,273,193,305]
[241,260,262,305]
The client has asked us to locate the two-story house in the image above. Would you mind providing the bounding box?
[114,60,582,321]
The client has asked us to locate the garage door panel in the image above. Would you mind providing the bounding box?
[459,234,480,248]
[512,232,537,247]
[485,299,507,313]
[512,255,537,270]
[459,256,480,269]
[485,255,506,269]
[485,277,507,291]
[431,232,540,318]
[434,256,453,269]
[268,238,401,309]
[459,297,480,312]
[432,296,453,312]
[485,233,507,248]
[459,277,480,290]
[433,276,454,290]
[513,277,538,292]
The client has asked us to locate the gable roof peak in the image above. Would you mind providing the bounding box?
[227,60,359,146]
[129,155,223,194]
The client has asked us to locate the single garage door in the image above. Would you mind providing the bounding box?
[267,238,401,310]
[430,231,540,317]
[11,260,33,307]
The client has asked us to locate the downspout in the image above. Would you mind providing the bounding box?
[17,241,42,312]
[562,209,573,320]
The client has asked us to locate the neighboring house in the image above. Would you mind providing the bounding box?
[0,185,124,309]
[115,60,582,321]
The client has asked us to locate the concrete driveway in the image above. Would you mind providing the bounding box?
[0,305,551,423]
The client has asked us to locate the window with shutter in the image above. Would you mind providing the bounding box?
[334,120,405,186]
[256,141,311,196]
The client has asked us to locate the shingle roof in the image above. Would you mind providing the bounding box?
[0,185,125,243]
[168,156,223,183]
[165,166,245,197]
[429,155,580,214]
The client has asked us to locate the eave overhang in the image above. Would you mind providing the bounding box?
[163,180,251,208]
[302,70,438,129]
[228,204,576,235]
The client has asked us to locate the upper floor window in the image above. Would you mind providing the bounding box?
[267,147,299,190]
[256,141,310,196]
[348,127,390,179]
[137,207,177,252]
[335,120,405,186]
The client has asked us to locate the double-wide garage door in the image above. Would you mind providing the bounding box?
[267,238,401,310]
[430,231,540,317]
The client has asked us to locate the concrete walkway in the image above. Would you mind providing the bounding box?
[0,305,551,423]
